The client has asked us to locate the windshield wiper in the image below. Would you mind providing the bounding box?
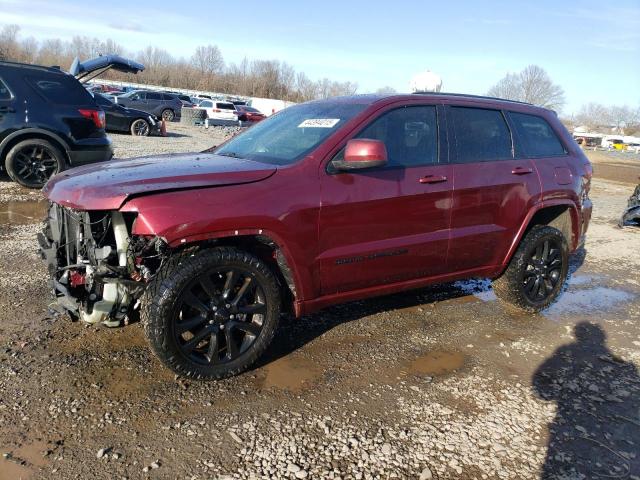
[217,151,242,158]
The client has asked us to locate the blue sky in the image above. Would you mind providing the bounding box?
[1,0,638,113]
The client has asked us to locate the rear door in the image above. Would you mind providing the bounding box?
[0,77,17,142]
[145,92,164,115]
[446,105,541,272]
[318,103,453,294]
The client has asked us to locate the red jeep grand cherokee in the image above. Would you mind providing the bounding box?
[39,93,593,379]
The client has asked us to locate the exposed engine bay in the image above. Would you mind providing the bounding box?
[37,203,167,326]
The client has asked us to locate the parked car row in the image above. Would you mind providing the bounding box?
[193,99,266,125]
[0,56,142,188]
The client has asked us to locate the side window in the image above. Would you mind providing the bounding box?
[352,106,438,168]
[147,92,162,100]
[509,112,566,157]
[0,79,12,100]
[451,107,513,163]
[27,75,93,105]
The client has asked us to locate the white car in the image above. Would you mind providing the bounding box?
[197,100,238,123]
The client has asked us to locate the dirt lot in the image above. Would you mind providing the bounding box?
[0,127,639,480]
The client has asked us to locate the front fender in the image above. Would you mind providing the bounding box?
[119,187,319,304]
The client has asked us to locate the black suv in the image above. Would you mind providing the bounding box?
[115,90,183,122]
[0,55,143,188]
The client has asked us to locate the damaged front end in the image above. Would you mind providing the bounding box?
[37,203,167,326]
[620,183,640,227]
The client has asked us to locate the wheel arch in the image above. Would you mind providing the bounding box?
[0,129,70,167]
[166,231,302,315]
[501,201,580,269]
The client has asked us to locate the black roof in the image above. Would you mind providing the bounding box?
[0,60,66,75]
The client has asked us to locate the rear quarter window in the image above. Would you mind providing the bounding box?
[451,107,513,163]
[509,112,566,157]
[27,75,93,105]
[0,78,12,100]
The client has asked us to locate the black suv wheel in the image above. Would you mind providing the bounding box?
[142,247,281,380]
[493,225,568,312]
[5,138,65,188]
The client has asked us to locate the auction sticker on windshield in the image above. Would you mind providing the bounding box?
[298,118,340,128]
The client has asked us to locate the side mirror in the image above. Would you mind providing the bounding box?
[332,139,388,171]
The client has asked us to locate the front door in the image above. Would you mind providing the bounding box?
[318,104,452,294]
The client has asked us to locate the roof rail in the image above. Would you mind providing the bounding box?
[411,91,533,106]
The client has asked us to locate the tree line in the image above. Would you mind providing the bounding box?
[2,24,638,131]
[0,25,357,102]
[487,65,639,135]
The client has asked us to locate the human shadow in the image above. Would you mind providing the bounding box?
[533,322,640,479]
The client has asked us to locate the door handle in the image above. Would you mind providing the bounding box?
[419,175,448,184]
[0,106,15,113]
[511,167,533,175]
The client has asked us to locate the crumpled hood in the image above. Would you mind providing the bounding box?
[44,153,277,210]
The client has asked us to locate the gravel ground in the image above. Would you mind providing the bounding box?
[0,130,639,479]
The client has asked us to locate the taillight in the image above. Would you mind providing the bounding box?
[79,109,106,129]
[213,109,221,112]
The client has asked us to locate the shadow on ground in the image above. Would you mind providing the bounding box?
[533,322,640,479]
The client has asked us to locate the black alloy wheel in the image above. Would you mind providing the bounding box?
[493,225,569,312]
[174,268,267,365]
[522,238,563,302]
[142,247,281,379]
[5,139,64,188]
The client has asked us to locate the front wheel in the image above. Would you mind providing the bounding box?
[161,109,175,122]
[141,247,281,380]
[493,226,568,312]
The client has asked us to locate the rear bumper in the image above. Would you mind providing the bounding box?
[67,144,113,166]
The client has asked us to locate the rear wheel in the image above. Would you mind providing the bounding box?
[161,109,175,122]
[142,247,281,380]
[130,118,150,136]
[5,139,65,188]
[493,226,568,312]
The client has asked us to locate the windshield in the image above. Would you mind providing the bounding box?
[215,102,366,165]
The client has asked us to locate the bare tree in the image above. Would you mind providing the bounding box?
[575,103,611,130]
[0,24,20,61]
[191,45,224,75]
[488,65,565,110]
[0,27,361,102]
[607,105,640,133]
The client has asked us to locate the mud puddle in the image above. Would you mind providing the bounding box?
[408,351,465,376]
[0,440,50,480]
[0,200,47,225]
[262,355,323,392]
